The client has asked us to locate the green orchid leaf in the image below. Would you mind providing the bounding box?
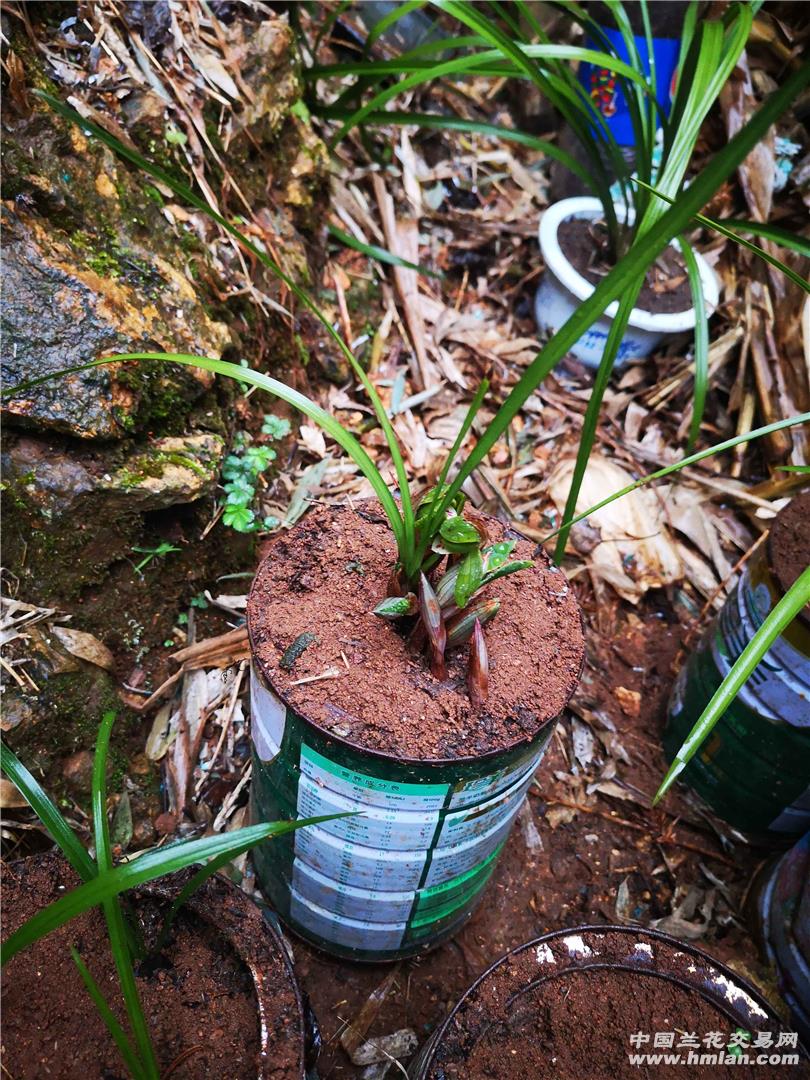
[70,948,142,1078]
[373,594,418,619]
[328,223,443,279]
[92,712,160,1078]
[435,517,482,554]
[482,560,533,587]
[435,561,461,611]
[454,549,484,610]
[446,597,500,648]
[483,541,517,573]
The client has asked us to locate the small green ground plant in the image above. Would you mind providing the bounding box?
[0,717,336,1078]
[220,414,291,533]
[131,541,180,574]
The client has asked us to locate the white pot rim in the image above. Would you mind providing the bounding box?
[538,196,720,334]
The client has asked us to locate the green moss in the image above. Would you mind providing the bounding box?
[86,250,121,278]
[346,276,382,315]
[143,184,164,206]
[113,448,211,489]
[294,332,311,367]
[4,669,137,806]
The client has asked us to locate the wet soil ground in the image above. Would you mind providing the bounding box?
[289,596,786,1077]
[3,560,793,1078]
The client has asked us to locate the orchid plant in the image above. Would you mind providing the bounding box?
[10,64,809,709]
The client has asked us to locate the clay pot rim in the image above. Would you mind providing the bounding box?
[248,506,585,769]
[538,196,720,332]
[413,924,806,1076]
[8,851,309,1080]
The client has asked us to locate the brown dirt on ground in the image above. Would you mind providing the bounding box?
[1,855,301,1080]
[248,504,585,760]
[769,492,810,616]
[558,217,694,315]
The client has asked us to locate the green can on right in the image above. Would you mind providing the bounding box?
[663,493,810,840]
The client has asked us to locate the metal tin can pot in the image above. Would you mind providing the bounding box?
[249,661,559,962]
[663,495,810,839]
[754,832,810,1047]
[247,509,584,962]
[408,925,807,1077]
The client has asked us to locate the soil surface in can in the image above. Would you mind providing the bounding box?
[1,854,300,1080]
[248,504,584,759]
[429,964,793,1079]
[769,492,810,613]
[557,217,694,315]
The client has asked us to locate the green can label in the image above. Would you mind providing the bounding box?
[250,662,554,957]
[287,738,548,954]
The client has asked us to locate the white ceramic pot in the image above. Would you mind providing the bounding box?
[534,196,719,370]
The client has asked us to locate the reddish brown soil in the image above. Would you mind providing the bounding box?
[433,968,773,1079]
[769,492,810,614]
[248,504,584,760]
[558,217,694,315]
[290,601,801,1078]
[1,855,300,1080]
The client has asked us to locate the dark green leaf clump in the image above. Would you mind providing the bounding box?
[280,631,318,671]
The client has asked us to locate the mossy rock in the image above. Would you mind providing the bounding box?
[1,207,230,439]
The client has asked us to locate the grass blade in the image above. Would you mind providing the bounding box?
[0,742,96,882]
[553,277,644,564]
[92,712,160,1080]
[1,815,345,964]
[70,948,142,1078]
[364,0,426,52]
[540,412,810,546]
[634,177,810,292]
[316,109,593,185]
[680,238,709,450]
[655,565,810,803]
[328,223,442,278]
[714,219,810,258]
